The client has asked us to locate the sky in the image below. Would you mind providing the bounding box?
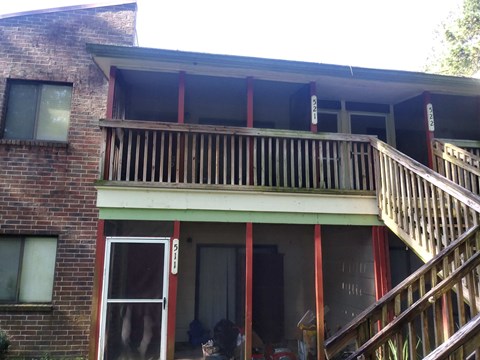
[0,0,463,72]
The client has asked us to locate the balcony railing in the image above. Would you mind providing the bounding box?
[99,120,376,192]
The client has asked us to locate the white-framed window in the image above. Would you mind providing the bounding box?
[0,236,57,303]
[2,81,72,142]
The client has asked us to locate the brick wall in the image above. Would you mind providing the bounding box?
[0,3,136,358]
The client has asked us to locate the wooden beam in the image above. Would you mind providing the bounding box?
[245,222,253,360]
[314,224,325,360]
[247,77,254,186]
[90,220,105,360]
[167,221,181,360]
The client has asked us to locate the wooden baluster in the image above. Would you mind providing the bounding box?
[431,185,441,255]
[353,142,360,190]
[199,134,204,184]
[207,134,212,185]
[326,141,332,189]
[215,135,220,185]
[135,131,141,182]
[143,130,149,181]
[417,177,427,252]
[438,190,448,250]
[175,133,180,183]
[151,131,157,182]
[167,132,173,183]
[283,139,288,187]
[246,137,251,186]
[319,141,325,189]
[361,143,367,190]
[183,133,189,183]
[298,139,303,188]
[238,136,242,186]
[407,285,417,360]
[253,137,258,186]
[399,166,408,233]
[305,139,310,189]
[411,173,421,244]
[275,138,280,187]
[223,135,227,185]
[117,129,125,181]
[333,141,339,189]
[191,134,196,183]
[394,162,401,227]
[268,137,273,187]
[312,140,318,189]
[159,132,165,183]
[261,137,266,186]
[232,135,237,185]
[290,139,295,187]
[419,274,431,357]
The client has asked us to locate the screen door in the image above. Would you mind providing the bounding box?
[99,237,170,360]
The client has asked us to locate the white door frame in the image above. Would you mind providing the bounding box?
[98,237,170,360]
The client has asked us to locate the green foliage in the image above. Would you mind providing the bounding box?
[426,0,480,76]
[0,330,10,357]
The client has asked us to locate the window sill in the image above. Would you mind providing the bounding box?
[0,303,54,312]
[0,139,68,148]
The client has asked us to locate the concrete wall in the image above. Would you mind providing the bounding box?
[322,225,375,336]
[0,4,136,357]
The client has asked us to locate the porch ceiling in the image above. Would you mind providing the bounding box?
[87,43,480,104]
[95,185,381,225]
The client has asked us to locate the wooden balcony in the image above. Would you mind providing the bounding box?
[99,120,376,193]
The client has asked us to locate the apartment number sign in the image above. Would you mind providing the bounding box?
[311,95,318,125]
[426,103,435,131]
[171,238,179,275]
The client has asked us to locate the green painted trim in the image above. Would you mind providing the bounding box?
[99,208,382,226]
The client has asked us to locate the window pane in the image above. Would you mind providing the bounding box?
[0,238,22,301]
[4,84,37,140]
[36,85,72,141]
[19,237,57,302]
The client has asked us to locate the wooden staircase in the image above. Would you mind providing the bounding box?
[324,139,480,359]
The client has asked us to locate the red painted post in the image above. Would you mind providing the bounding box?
[314,224,325,360]
[423,91,435,169]
[372,226,390,300]
[167,221,181,360]
[91,220,105,360]
[245,222,253,360]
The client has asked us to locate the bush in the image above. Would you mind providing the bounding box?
[0,330,10,357]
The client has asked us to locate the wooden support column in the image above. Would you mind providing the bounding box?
[314,224,325,360]
[245,222,253,360]
[423,91,435,169]
[91,220,106,360]
[167,221,181,360]
[247,77,254,185]
[372,226,391,300]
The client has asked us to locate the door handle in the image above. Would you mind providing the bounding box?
[163,297,167,310]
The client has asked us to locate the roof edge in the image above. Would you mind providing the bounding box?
[0,0,136,20]
[86,43,480,87]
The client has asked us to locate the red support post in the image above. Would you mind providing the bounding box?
[245,222,253,360]
[91,220,105,360]
[372,226,390,300]
[314,224,325,360]
[167,221,181,360]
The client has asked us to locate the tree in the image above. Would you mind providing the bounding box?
[426,0,480,76]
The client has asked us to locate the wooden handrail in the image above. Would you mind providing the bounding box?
[324,225,480,358]
[371,139,480,214]
[99,119,375,142]
[326,138,480,359]
[344,249,480,360]
[422,313,480,360]
[432,139,480,195]
[99,120,376,192]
